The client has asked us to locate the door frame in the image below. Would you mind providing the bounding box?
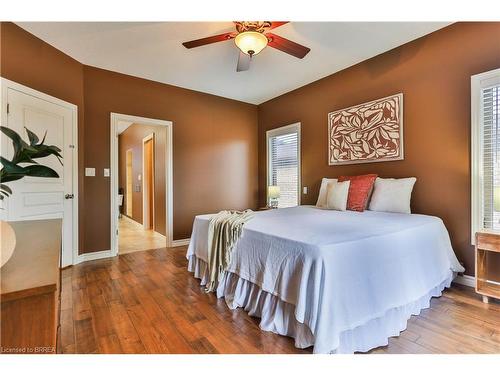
[142,133,155,231]
[110,113,173,256]
[125,148,133,217]
[0,77,79,266]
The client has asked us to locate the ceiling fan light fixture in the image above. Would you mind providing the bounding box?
[234,31,268,56]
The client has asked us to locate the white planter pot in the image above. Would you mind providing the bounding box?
[1,220,16,268]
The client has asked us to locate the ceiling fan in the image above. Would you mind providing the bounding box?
[182,21,311,72]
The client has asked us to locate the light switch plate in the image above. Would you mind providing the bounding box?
[103,168,110,177]
[85,167,95,177]
[303,186,308,195]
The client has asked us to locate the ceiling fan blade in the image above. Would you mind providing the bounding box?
[182,32,235,49]
[237,51,251,72]
[267,21,289,30]
[266,33,310,59]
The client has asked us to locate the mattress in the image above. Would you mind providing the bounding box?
[186,205,464,353]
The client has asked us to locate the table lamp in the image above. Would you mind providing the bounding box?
[494,186,500,212]
[268,185,280,209]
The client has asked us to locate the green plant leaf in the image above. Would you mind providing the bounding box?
[0,174,24,183]
[27,144,63,165]
[25,127,39,145]
[22,164,59,178]
[13,148,39,165]
[0,126,63,199]
[0,126,23,157]
[0,184,12,195]
[40,130,47,144]
[0,156,25,174]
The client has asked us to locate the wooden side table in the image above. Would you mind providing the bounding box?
[475,231,500,303]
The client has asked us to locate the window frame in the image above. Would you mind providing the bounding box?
[266,122,301,208]
[471,67,500,244]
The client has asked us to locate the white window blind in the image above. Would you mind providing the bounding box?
[482,83,500,230]
[267,124,300,208]
[471,68,500,240]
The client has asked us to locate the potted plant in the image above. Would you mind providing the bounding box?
[0,126,62,267]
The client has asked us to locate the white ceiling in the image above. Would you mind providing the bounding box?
[17,22,450,104]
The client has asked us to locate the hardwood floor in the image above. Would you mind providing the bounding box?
[118,216,166,255]
[60,246,500,354]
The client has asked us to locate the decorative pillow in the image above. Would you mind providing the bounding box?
[369,177,417,214]
[325,181,350,211]
[316,177,338,208]
[338,174,378,212]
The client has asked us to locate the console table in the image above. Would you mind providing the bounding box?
[1,219,62,354]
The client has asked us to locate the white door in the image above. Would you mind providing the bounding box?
[1,85,76,267]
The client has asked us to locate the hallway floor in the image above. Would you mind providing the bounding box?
[118,216,166,254]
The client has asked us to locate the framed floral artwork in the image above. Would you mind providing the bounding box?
[328,93,403,165]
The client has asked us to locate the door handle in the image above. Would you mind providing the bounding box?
[65,194,74,199]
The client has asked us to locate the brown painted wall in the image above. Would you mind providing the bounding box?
[0,22,87,253]
[257,22,500,278]
[1,22,259,254]
[83,66,258,252]
[118,123,167,235]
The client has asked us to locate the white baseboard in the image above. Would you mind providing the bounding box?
[453,274,500,288]
[74,249,115,265]
[453,274,476,287]
[172,238,190,247]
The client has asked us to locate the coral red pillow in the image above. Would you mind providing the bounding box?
[338,174,378,212]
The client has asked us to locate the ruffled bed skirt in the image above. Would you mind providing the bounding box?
[187,255,454,354]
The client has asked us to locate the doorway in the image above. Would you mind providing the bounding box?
[110,113,173,256]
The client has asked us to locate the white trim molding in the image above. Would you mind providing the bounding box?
[172,238,190,247]
[266,122,301,207]
[453,274,476,288]
[470,67,500,245]
[74,249,114,265]
[110,113,173,257]
[0,77,79,266]
[453,274,500,289]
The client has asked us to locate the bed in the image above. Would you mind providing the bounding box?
[186,205,464,353]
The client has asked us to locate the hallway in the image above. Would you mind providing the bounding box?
[118,215,166,254]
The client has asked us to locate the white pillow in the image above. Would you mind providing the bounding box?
[326,181,350,211]
[368,177,417,214]
[316,178,338,207]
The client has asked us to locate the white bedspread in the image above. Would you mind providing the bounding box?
[187,205,464,353]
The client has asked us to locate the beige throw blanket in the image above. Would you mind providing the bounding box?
[205,209,254,292]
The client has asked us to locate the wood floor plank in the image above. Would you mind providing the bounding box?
[189,337,219,354]
[60,308,75,352]
[126,304,172,353]
[59,246,500,354]
[97,334,124,354]
[74,318,98,353]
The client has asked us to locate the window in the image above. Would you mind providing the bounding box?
[266,123,301,208]
[471,68,500,241]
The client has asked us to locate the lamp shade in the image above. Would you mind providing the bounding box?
[234,31,268,56]
[268,185,281,199]
[494,186,500,212]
